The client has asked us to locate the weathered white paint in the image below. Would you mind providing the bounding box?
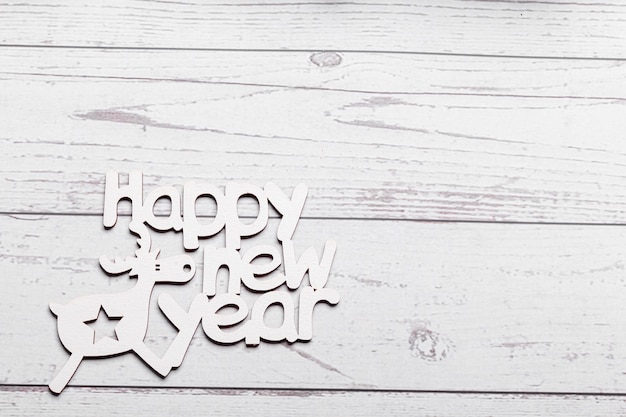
[3,0,626,412]
[4,214,626,393]
[1,1,626,59]
[3,387,626,417]
[4,47,626,99]
[48,176,339,393]
[2,72,626,223]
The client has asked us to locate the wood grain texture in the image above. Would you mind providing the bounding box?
[2,53,626,223]
[3,0,626,412]
[2,386,626,417]
[4,47,626,99]
[2,1,626,59]
[5,214,626,393]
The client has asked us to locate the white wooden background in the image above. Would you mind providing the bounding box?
[3,1,626,415]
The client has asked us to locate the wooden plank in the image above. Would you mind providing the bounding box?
[2,386,626,417]
[4,47,626,99]
[2,64,626,223]
[2,1,626,59]
[5,214,626,393]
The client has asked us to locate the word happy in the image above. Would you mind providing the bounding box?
[48,171,339,394]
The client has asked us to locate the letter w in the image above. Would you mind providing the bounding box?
[283,240,336,290]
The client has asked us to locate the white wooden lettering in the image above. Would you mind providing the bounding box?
[182,183,226,250]
[202,293,249,344]
[241,244,284,292]
[102,171,143,228]
[49,172,340,394]
[245,290,299,346]
[202,246,245,296]
[142,185,183,232]
[224,183,269,249]
[265,182,308,242]
[283,239,337,290]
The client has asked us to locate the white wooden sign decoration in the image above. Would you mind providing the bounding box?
[48,171,339,394]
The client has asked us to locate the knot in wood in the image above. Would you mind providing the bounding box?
[310,52,342,67]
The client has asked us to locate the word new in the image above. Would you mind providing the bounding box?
[48,171,339,394]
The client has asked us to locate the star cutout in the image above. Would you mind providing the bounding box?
[84,306,122,343]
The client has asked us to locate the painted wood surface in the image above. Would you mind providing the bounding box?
[4,214,626,393]
[6,47,626,99]
[3,50,626,223]
[1,1,626,59]
[3,0,626,414]
[3,386,626,417]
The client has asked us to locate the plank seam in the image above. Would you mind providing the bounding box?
[7,212,626,227]
[6,212,626,227]
[2,384,626,397]
[5,212,626,227]
[1,43,625,62]
[5,70,626,102]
